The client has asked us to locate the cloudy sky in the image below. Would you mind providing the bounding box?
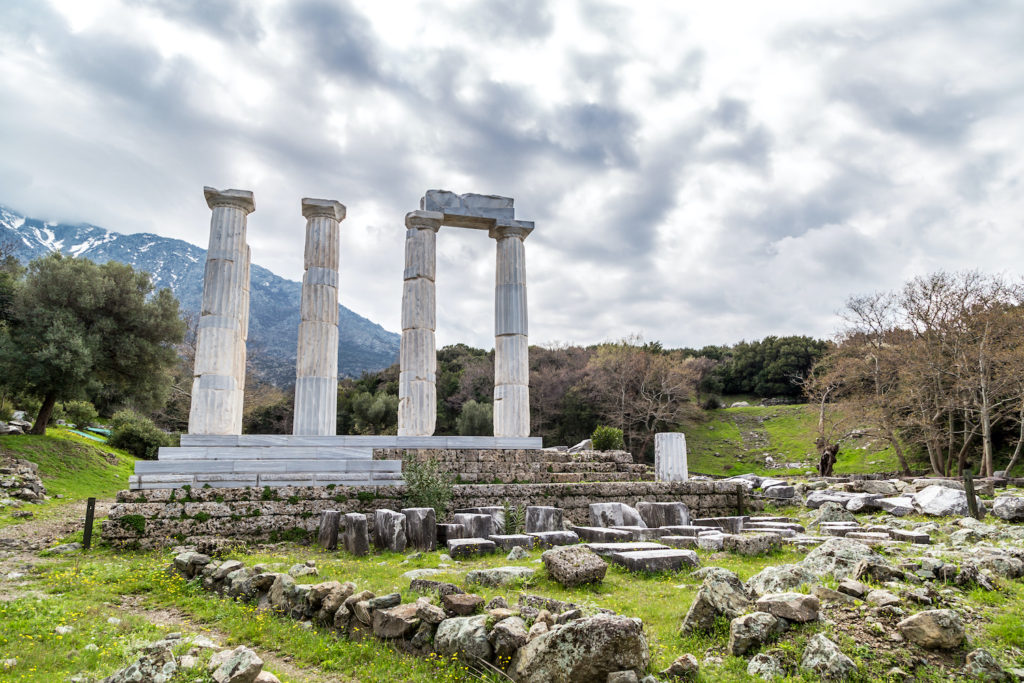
[1,0,1022,349]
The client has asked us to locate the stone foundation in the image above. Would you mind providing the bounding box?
[101,480,755,548]
[381,448,652,484]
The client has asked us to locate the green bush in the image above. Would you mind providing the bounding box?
[591,425,625,451]
[402,452,454,516]
[63,400,99,429]
[108,409,176,459]
[456,399,492,436]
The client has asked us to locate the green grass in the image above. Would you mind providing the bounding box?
[681,404,928,477]
[0,427,137,528]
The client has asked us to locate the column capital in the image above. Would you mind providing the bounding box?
[302,198,346,221]
[204,186,255,213]
[489,219,534,241]
[405,210,443,232]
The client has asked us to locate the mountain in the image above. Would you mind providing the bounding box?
[0,204,399,385]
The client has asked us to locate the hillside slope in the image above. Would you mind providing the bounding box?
[0,204,399,383]
[680,404,929,476]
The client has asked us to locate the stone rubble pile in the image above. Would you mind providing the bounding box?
[0,457,46,510]
[169,549,653,683]
[97,633,279,683]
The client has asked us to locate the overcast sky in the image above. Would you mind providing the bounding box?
[2,1,1022,349]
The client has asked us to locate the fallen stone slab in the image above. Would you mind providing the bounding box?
[876,497,915,516]
[636,501,690,528]
[489,534,535,551]
[763,485,796,499]
[582,541,669,557]
[836,578,868,599]
[525,505,563,533]
[693,517,745,533]
[661,535,698,549]
[844,532,893,545]
[447,538,496,559]
[724,533,782,556]
[745,521,806,533]
[527,530,579,548]
[741,527,796,538]
[589,502,647,528]
[805,491,859,509]
[887,529,931,544]
[442,593,485,617]
[372,602,420,639]
[659,525,711,537]
[913,486,985,518]
[696,534,726,551]
[608,549,700,573]
[611,526,668,541]
[572,526,633,543]
[409,579,463,597]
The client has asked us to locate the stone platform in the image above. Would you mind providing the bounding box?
[130,435,543,490]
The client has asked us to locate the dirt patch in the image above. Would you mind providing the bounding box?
[117,595,357,683]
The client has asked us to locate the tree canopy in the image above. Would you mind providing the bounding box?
[0,253,186,433]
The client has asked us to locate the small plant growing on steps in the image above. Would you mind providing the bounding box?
[502,500,525,535]
[402,451,453,516]
[591,425,625,451]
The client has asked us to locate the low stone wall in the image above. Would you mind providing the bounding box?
[375,448,652,484]
[101,480,755,548]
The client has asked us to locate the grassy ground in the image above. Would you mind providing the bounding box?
[681,405,928,477]
[5,503,1024,682]
[0,428,137,529]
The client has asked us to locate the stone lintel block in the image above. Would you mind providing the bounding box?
[302,197,346,221]
[402,507,437,551]
[205,186,255,213]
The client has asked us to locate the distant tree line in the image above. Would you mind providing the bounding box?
[241,334,829,461]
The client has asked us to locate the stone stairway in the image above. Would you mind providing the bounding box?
[130,435,542,490]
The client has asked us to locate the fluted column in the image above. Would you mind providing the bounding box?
[398,210,442,436]
[293,198,346,435]
[491,221,531,437]
[188,187,254,435]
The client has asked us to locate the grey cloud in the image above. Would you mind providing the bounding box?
[284,0,381,82]
[452,0,554,41]
[128,0,263,41]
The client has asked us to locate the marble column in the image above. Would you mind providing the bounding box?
[655,432,688,482]
[293,198,346,435]
[188,187,254,435]
[397,210,442,436]
[491,221,531,437]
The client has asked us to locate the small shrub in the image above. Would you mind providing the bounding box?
[192,511,211,523]
[63,400,99,429]
[108,409,176,459]
[699,395,722,411]
[591,425,625,451]
[356,491,376,503]
[502,500,525,535]
[402,452,453,516]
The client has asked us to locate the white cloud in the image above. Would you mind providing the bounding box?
[1,0,1022,350]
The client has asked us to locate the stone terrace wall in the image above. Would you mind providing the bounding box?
[375,448,652,484]
[101,480,754,549]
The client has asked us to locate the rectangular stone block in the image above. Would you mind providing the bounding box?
[526,530,579,548]
[572,526,633,543]
[525,506,563,533]
[608,549,700,573]
[447,538,496,558]
[489,534,534,551]
[655,433,688,482]
[582,542,670,557]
